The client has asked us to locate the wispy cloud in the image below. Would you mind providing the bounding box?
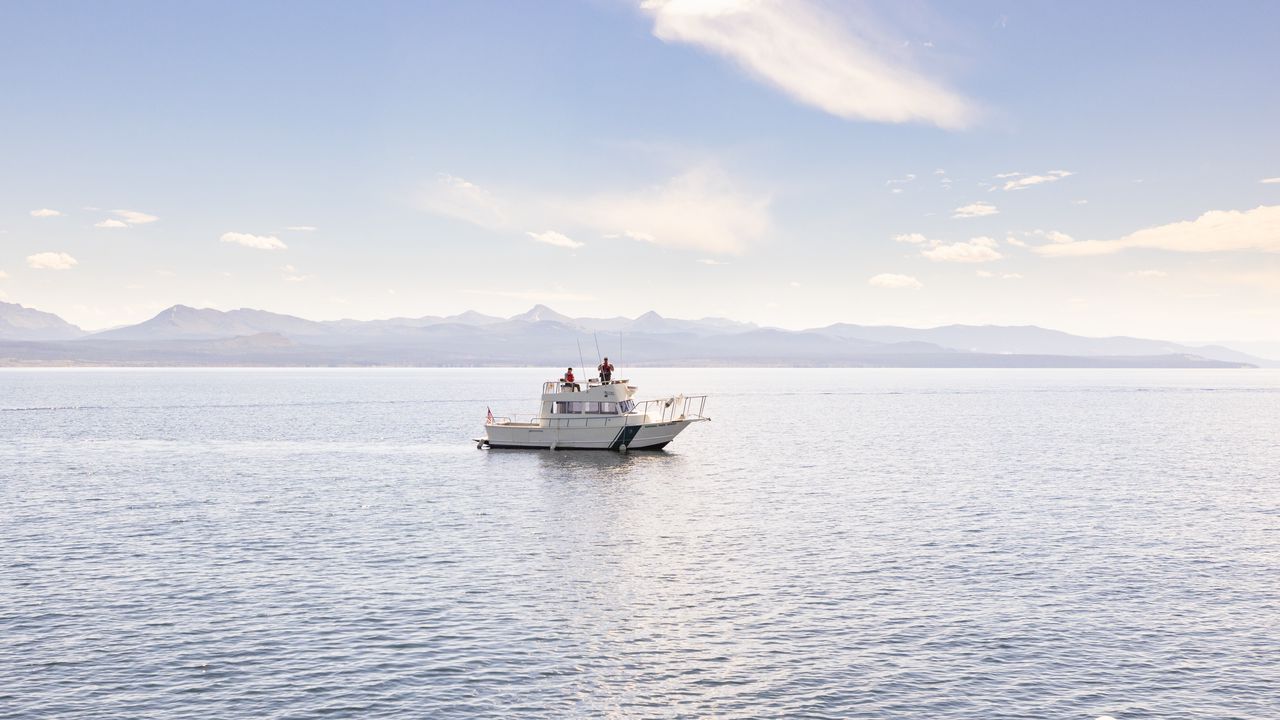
[1130,269,1168,278]
[998,170,1072,191]
[0,270,9,279]
[220,232,288,250]
[893,233,930,244]
[641,0,977,129]
[526,230,583,249]
[698,258,729,265]
[27,251,78,270]
[575,166,769,255]
[114,209,158,224]
[1029,229,1074,244]
[1035,205,1280,257]
[1261,177,1280,184]
[921,236,1002,263]
[286,225,317,232]
[953,201,999,218]
[868,273,922,289]
[977,270,1022,279]
[95,218,128,229]
[30,208,63,218]
[420,173,506,230]
[422,165,769,256]
[282,263,313,282]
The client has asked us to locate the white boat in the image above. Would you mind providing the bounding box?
[477,376,709,451]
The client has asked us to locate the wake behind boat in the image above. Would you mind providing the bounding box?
[477,374,709,452]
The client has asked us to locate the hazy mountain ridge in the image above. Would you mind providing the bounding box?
[0,301,88,341]
[0,302,1271,367]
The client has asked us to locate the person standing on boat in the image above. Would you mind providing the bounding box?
[598,357,614,383]
[563,367,579,391]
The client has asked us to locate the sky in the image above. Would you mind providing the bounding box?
[2,0,1279,344]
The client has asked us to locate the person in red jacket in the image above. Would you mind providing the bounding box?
[563,367,579,391]
[598,357,614,383]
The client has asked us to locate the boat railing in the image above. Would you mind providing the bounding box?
[488,394,708,427]
[541,378,632,394]
[630,395,709,423]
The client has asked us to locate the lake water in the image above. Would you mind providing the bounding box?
[2,368,1278,719]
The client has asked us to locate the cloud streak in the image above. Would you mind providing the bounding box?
[999,170,1072,191]
[868,273,922,289]
[220,232,288,250]
[422,166,770,256]
[953,201,999,218]
[642,0,977,129]
[1035,205,1280,257]
[30,208,63,218]
[921,236,1002,263]
[526,230,583,249]
[114,209,158,225]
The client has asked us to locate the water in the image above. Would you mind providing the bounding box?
[2,368,1278,719]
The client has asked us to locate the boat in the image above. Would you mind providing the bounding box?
[477,375,709,451]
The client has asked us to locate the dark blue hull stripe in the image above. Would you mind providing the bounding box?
[609,425,644,450]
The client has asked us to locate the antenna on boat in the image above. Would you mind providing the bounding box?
[593,333,602,366]
[576,338,586,379]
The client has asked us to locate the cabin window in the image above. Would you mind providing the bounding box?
[554,402,583,414]
[619,399,636,413]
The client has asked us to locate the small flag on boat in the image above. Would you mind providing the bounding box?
[486,407,494,424]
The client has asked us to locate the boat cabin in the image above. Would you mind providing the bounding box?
[540,378,637,418]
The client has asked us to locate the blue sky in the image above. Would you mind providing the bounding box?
[2,0,1278,343]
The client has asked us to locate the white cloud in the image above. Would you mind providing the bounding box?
[526,230,584,249]
[1003,272,1023,279]
[1004,235,1027,247]
[286,225,317,231]
[30,208,63,218]
[953,201,999,218]
[27,252,78,270]
[574,166,769,255]
[114,209,158,225]
[868,273,922,289]
[998,170,1072,191]
[420,173,506,229]
[95,218,129,229]
[0,270,9,279]
[642,0,977,129]
[424,165,768,256]
[893,232,929,244]
[885,173,916,186]
[698,258,729,265]
[1036,205,1280,257]
[1072,199,1089,205]
[619,230,656,243]
[921,236,1003,263]
[1028,229,1074,244]
[1130,269,1168,278]
[1260,178,1280,184]
[220,232,288,250]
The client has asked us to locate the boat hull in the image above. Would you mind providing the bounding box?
[484,417,701,450]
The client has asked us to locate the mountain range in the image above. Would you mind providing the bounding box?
[0,300,1273,368]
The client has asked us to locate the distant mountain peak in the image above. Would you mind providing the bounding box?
[635,310,664,321]
[512,304,574,324]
